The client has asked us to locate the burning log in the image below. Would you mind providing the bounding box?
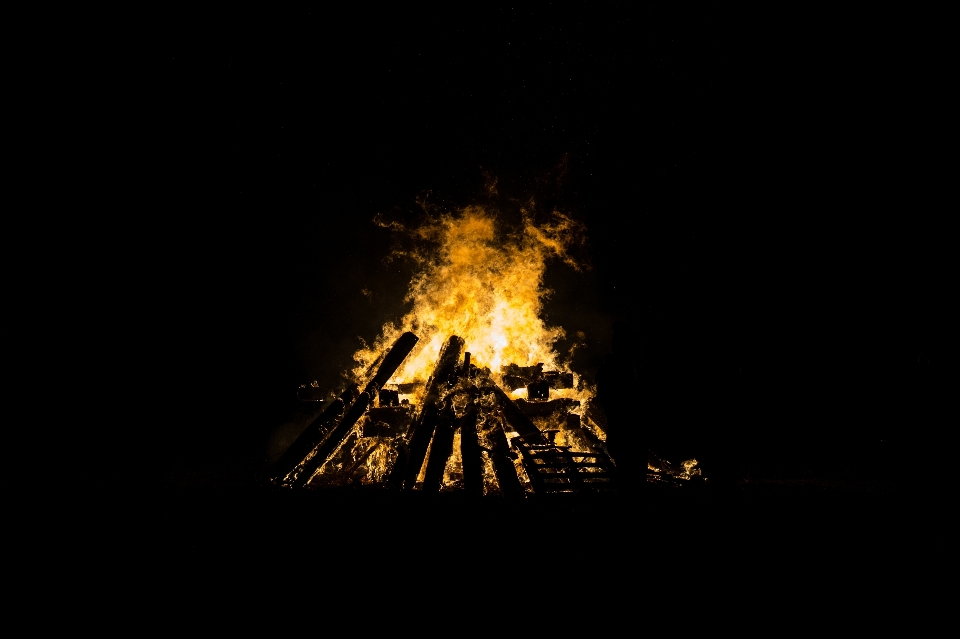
[394,335,465,490]
[421,399,458,492]
[368,332,421,391]
[483,413,526,498]
[459,401,483,497]
[269,384,360,484]
[288,331,420,488]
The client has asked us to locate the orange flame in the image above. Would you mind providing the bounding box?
[352,206,588,402]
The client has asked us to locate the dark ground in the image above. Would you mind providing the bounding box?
[127,10,949,563]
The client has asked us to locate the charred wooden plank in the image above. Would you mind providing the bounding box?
[512,438,616,493]
[291,332,419,488]
[292,389,373,487]
[521,443,618,492]
[542,371,574,389]
[486,415,525,498]
[396,335,464,491]
[501,365,571,389]
[513,438,547,493]
[557,449,585,491]
[460,403,483,498]
[539,471,613,478]
[513,398,581,417]
[503,375,526,391]
[368,332,420,391]
[524,450,602,457]
[491,385,546,444]
[269,384,359,484]
[530,464,606,470]
[421,401,458,492]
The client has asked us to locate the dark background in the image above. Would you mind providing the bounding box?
[140,8,949,489]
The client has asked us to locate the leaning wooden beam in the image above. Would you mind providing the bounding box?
[397,335,465,491]
[491,384,547,444]
[569,413,609,457]
[485,413,526,498]
[291,331,420,488]
[366,332,421,392]
[269,384,360,485]
[421,400,458,493]
[459,402,483,497]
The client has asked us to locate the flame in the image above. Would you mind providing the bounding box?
[302,205,603,491]
[351,206,588,401]
[293,202,705,492]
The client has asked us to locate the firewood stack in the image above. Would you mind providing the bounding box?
[270,332,618,495]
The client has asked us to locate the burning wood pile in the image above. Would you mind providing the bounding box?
[270,332,618,495]
[270,206,702,494]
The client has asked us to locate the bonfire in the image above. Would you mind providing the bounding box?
[272,207,699,494]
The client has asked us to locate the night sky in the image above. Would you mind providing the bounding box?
[142,9,948,490]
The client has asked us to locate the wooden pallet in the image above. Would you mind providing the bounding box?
[514,440,617,494]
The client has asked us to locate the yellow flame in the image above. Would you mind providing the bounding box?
[352,206,586,398]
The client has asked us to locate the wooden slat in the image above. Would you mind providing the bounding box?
[529,462,608,468]
[514,437,619,494]
[526,451,601,458]
[539,472,613,478]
